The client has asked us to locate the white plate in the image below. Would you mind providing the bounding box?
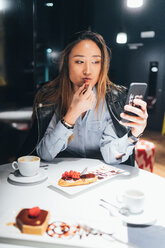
[48,162,126,197]
[111,205,157,225]
[8,169,48,185]
[0,210,115,248]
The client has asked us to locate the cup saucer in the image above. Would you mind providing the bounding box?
[111,204,157,225]
[8,169,48,185]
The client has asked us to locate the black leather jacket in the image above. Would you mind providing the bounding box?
[19,85,135,166]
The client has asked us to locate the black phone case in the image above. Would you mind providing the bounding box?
[121,82,147,123]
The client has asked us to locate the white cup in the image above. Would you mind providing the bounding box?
[120,189,145,214]
[12,156,40,177]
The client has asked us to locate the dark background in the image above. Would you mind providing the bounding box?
[0,0,165,164]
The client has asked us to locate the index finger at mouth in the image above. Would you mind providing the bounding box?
[85,82,92,92]
[87,82,92,89]
[77,83,86,94]
[80,83,92,97]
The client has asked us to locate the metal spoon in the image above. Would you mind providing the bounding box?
[40,164,49,170]
[80,167,88,176]
[40,164,49,168]
[100,198,130,216]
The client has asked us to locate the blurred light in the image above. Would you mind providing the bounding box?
[140,31,155,38]
[0,0,5,10]
[0,0,11,11]
[46,48,52,53]
[50,51,60,59]
[12,123,29,130]
[45,2,54,7]
[116,32,127,44]
[128,45,138,50]
[151,67,158,72]
[127,0,143,8]
[128,43,143,50]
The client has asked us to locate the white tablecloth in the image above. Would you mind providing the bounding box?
[0,158,165,248]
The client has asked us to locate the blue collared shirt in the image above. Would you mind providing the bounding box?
[36,89,135,164]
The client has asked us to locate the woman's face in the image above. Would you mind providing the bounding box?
[68,40,101,91]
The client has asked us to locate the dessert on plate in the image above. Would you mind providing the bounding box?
[16,206,49,235]
[58,170,98,187]
[47,221,79,238]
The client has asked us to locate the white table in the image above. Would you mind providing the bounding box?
[0,109,33,130]
[0,158,165,248]
[0,109,32,123]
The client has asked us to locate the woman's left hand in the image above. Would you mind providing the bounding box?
[120,98,148,137]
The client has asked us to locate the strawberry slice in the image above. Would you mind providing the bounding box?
[69,170,74,177]
[72,172,80,179]
[65,171,69,177]
[28,207,40,217]
[61,170,80,179]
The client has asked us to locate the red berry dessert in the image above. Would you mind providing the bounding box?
[16,207,49,235]
[58,170,97,187]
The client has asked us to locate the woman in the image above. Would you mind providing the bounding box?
[21,30,148,166]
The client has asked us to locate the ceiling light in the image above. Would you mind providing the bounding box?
[140,31,155,38]
[0,0,5,10]
[45,3,54,7]
[46,48,52,53]
[127,43,143,49]
[128,45,138,50]
[127,0,143,8]
[151,67,158,72]
[116,32,127,44]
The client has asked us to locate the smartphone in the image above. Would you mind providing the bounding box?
[121,82,148,123]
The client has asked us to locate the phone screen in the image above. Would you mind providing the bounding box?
[121,82,147,123]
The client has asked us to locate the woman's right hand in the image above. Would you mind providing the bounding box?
[63,83,96,125]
